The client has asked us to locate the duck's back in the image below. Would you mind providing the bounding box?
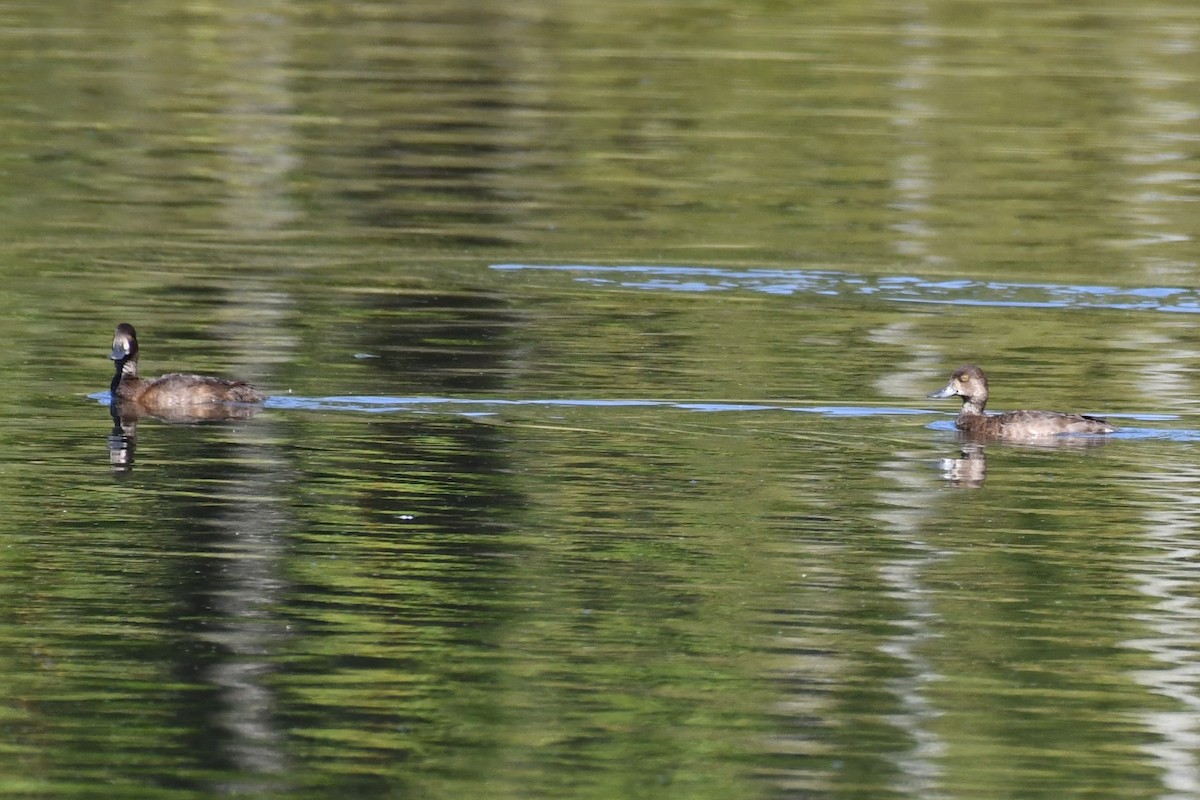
[959,409,1115,438]
[124,373,266,408]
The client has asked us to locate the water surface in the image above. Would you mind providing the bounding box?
[3,1,1200,799]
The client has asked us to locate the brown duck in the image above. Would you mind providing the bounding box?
[928,364,1115,439]
[109,323,266,412]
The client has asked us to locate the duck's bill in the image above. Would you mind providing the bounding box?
[927,383,957,399]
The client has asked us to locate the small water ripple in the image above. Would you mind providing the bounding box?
[492,263,1200,313]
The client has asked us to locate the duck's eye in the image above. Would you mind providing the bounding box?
[958,374,970,384]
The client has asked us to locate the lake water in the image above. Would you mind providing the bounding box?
[3,2,1200,798]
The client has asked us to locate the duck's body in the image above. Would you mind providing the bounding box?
[928,364,1115,439]
[109,323,266,411]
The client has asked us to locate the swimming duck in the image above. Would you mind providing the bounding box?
[109,323,266,411]
[927,364,1115,438]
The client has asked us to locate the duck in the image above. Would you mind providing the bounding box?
[109,323,266,411]
[927,364,1115,438]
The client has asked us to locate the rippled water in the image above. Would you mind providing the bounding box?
[495,263,1200,313]
[5,1,1200,799]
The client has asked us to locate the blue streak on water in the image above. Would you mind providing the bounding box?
[263,396,947,416]
[87,390,1177,426]
[89,391,1196,438]
[80,391,968,417]
[491,263,1200,313]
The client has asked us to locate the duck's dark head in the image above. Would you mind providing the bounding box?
[109,323,141,394]
[110,323,139,364]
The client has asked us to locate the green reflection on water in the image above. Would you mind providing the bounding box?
[270,412,778,798]
[0,0,1196,278]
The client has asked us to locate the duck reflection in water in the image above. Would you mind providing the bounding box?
[935,435,1110,489]
[937,441,989,488]
[107,323,266,474]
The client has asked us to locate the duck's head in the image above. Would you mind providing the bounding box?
[110,323,139,363]
[928,364,989,406]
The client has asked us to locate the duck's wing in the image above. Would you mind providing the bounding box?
[995,409,1116,437]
